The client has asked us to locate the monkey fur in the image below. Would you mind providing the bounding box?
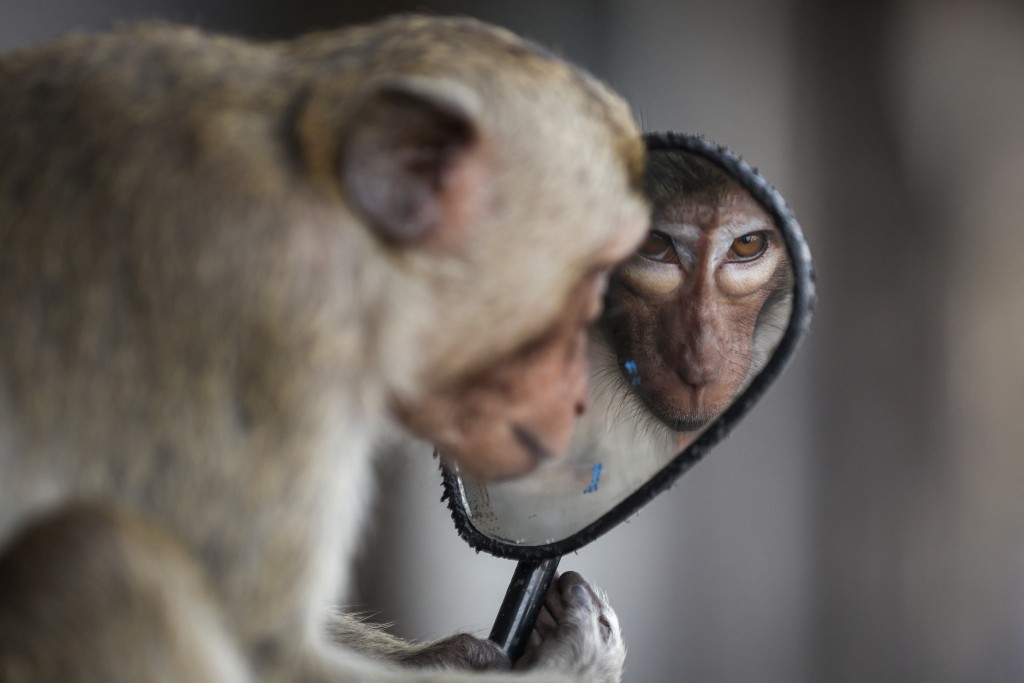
[0,15,649,683]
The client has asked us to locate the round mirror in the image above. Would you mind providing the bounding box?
[440,132,816,560]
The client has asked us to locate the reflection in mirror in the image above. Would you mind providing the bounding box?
[448,145,795,547]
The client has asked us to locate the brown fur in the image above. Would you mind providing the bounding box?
[0,15,647,683]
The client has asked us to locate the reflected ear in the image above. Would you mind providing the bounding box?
[340,79,483,247]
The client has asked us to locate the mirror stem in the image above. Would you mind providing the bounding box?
[489,556,561,663]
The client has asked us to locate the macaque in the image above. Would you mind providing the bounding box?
[599,147,793,445]
[0,15,648,683]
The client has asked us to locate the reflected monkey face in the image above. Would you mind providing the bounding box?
[440,132,814,556]
[602,151,792,433]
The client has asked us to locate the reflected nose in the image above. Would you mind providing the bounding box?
[677,354,723,387]
[676,329,725,388]
[671,294,727,387]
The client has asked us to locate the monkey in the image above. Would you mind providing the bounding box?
[0,15,649,683]
[448,144,794,547]
[600,146,793,445]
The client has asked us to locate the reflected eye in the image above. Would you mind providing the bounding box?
[637,231,674,262]
[729,232,769,261]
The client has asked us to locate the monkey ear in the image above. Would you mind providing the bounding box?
[340,79,483,247]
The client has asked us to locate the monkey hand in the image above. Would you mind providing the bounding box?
[324,612,509,671]
[397,633,510,671]
[514,571,625,683]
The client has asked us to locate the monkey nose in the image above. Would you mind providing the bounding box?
[675,356,723,388]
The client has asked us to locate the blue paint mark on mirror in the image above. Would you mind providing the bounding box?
[583,463,603,494]
[624,360,641,387]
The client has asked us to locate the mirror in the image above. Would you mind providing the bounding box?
[440,132,815,560]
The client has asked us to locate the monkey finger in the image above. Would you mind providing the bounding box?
[533,604,557,639]
[559,570,602,608]
[543,573,567,621]
[513,632,541,672]
[556,571,621,644]
[557,570,588,594]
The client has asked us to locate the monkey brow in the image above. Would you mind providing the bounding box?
[718,219,774,238]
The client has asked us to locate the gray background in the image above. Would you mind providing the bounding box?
[3,1,1023,681]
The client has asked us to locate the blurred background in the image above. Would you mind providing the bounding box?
[4,1,1023,681]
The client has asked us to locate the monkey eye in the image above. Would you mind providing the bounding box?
[637,231,675,262]
[728,231,769,261]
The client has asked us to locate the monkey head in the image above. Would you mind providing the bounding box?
[321,19,650,480]
[0,17,647,488]
[601,150,791,433]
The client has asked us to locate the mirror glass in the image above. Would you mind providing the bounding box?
[441,133,813,556]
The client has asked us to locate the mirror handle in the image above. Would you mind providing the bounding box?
[488,556,561,662]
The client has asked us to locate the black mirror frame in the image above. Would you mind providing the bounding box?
[440,131,817,561]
